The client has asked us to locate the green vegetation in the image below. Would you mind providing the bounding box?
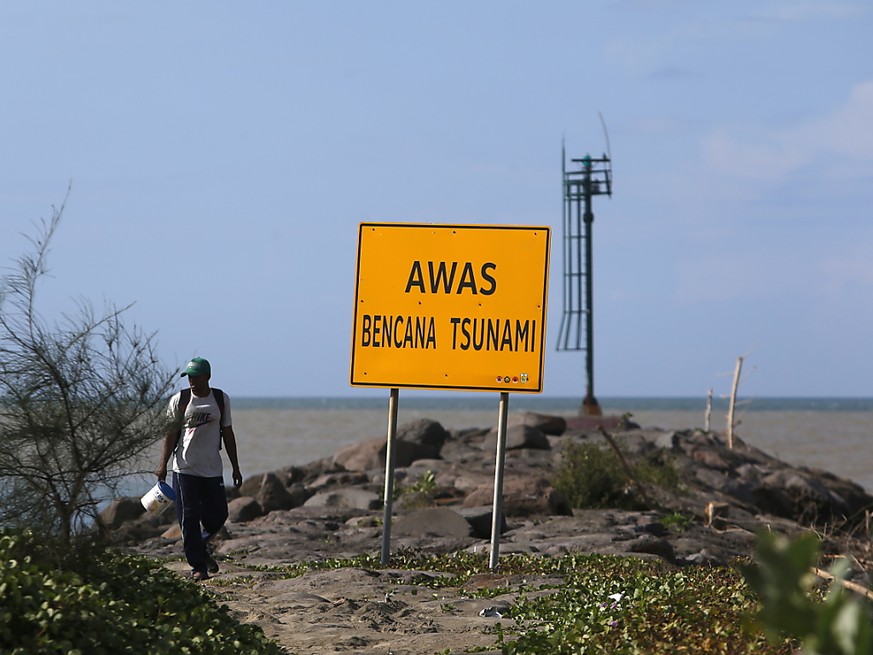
[234,550,800,654]
[4,525,864,655]
[659,511,691,532]
[396,469,438,509]
[494,554,794,655]
[0,531,282,655]
[552,440,681,510]
[744,531,873,655]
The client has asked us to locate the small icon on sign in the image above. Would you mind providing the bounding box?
[520,373,529,383]
[503,376,511,383]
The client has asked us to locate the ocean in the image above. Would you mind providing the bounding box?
[135,396,873,495]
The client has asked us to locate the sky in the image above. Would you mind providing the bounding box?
[1,1,871,399]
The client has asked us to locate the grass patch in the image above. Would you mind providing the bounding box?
[552,440,681,510]
[496,554,796,655]
[395,469,438,509]
[230,550,798,654]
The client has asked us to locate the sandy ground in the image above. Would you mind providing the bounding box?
[165,558,526,655]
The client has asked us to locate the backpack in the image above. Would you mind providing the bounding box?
[174,387,225,452]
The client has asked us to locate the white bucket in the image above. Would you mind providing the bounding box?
[141,480,176,513]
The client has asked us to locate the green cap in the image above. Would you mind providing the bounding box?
[181,357,211,378]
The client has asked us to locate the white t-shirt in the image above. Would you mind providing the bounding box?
[167,389,232,478]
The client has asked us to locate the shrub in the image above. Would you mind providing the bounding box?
[552,440,679,510]
[396,469,438,509]
[0,197,176,544]
[743,531,873,654]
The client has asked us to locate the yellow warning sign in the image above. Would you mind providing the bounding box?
[350,223,550,392]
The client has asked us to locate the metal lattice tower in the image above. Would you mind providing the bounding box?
[556,146,612,415]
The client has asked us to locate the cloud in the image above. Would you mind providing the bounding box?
[806,80,873,160]
[702,80,873,179]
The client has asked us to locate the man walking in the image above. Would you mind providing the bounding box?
[156,357,243,581]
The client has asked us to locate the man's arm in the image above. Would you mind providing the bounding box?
[155,428,177,481]
[222,426,243,488]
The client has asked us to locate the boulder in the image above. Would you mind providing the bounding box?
[463,477,572,517]
[396,419,449,455]
[393,507,472,539]
[229,496,263,523]
[334,436,437,472]
[753,469,849,523]
[626,535,676,563]
[239,472,267,498]
[304,488,382,511]
[161,524,182,540]
[100,497,146,528]
[564,414,637,433]
[457,506,507,539]
[482,424,551,451]
[309,470,370,492]
[514,412,567,436]
[257,472,302,513]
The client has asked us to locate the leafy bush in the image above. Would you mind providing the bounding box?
[0,531,283,655]
[743,531,873,655]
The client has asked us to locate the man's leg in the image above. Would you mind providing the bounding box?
[173,472,209,577]
[199,476,229,574]
[200,476,229,540]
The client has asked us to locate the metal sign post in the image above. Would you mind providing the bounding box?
[489,392,510,569]
[380,387,400,564]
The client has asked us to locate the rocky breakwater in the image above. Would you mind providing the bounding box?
[110,412,873,569]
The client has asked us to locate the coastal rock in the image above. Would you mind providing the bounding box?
[483,424,551,451]
[395,418,449,455]
[100,497,146,528]
[309,470,370,492]
[238,473,265,498]
[753,468,858,524]
[256,472,305,513]
[304,488,382,511]
[626,535,676,563]
[458,506,507,539]
[513,411,567,436]
[564,414,637,433]
[393,507,472,539]
[462,476,571,517]
[121,414,873,574]
[113,411,873,655]
[333,437,437,472]
[228,496,263,523]
[332,419,449,472]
